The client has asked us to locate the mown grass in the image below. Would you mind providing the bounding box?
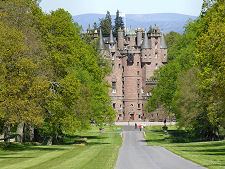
[0,126,122,169]
[144,125,225,169]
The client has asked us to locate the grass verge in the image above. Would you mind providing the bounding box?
[0,126,122,169]
[144,125,225,169]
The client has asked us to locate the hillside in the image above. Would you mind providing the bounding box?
[73,13,197,34]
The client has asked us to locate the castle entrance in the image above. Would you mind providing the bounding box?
[130,114,134,120]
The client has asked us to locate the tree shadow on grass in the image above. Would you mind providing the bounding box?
[182,148,225,154]
[63,135,108,145]
[0,156,34,159]
[0,143,65,151]
[86,142,110,146]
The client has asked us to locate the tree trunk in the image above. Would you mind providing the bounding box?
[46,136,53,145]
[29,125,34,142]
[4,125,10,142]
[16,122,24,143]
[23,123,27,142]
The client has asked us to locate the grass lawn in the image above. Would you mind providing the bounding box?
[144,125,225,169]
[0,126,122,169]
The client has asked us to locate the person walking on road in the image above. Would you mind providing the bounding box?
[139,124,142,131]
[135,123,137,129]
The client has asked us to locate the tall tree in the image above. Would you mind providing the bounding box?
[148,25,153,34]
[113,10,124,37]
[99,11,112,37]
[0,0,50,142]
[196,0,225,130]
[164,31,181,49]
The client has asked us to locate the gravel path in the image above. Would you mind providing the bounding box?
[114,126,207,169]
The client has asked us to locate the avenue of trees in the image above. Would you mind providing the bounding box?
[0,0,115,144]
[146,0,225,141]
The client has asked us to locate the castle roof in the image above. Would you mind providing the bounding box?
[98,29,105,50]
[109,30,115,44]
[141,31,151,49]
[160,34,167,49]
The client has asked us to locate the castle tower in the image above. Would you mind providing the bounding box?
[136,28,142,47]
[117,28,124,50]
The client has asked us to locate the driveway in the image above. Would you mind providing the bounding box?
[115,126,207,169]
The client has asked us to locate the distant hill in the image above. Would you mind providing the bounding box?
[72,13,197,34]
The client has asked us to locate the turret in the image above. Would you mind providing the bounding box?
[109,30,115,44]
[98,29,105,50]
[160,34,167,49]
[109,29,115,50]
[141,31,150,49]
[117,27,124,50]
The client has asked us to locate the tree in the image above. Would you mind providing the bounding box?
[164,31,181,49]
[148,25,153,34]
[0,0,50,142]
[113,10,124,37]
[31,8,115,143]
[195,0,225,130]
[99,11,112,37]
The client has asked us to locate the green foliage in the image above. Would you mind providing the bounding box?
[196,0,225,129]
[146,19,199,114]
[99,11,113,37]
[164,31,181,49]
[146,0,225,141]
[0,0,116,143]
[113,10,124,37]
[147,25,153,34]
[0,0,50,127]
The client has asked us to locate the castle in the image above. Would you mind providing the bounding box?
[89,26,168,122]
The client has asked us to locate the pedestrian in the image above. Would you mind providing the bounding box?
[135,123,137,129]
[139,124,142,131]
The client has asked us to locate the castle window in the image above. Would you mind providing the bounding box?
[112,82,116,93]
[113,103,116,109]
[155,42,158,49]
[144,55,147,59]
[137,62,139,66]
[119,114,122,117]
[112,64,114,70]
[155,63,158,69]
[112,53,115,60]
[120,104,122,109]
[139,115,141,118]
[127,37,130,42]
[122,66,124,72]
[138,93,140,98]
[142,88,144,93]
[155,53,158,59]
[137,71,139,76]
[137,83,140,88]
[164,54,167,58]
[118,64,121,69]
[138,104,140,109]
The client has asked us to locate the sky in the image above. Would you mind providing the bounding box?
[39,0,203,17]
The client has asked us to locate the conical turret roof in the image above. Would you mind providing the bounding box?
[141,31,151,49]
[160,34,167,49]
[109,30,115,44]
[98,29,105,50]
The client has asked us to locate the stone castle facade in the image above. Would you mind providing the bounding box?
[90,26,168,122]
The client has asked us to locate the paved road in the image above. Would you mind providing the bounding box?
[115,126,207,169]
